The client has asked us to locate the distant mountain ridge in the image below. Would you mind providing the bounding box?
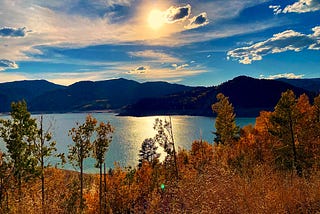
[120,76,314,117]
[0,80,65,112]
[276,78,320,93]
[0,76,318,116]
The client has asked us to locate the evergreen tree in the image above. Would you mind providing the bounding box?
[139,138,160,167]
[0,101,39,210]
[269,90,301,175]
[212,93,239,145]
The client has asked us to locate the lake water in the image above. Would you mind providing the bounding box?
[0,113,255,173]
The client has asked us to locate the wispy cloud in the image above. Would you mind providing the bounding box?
[227,26,320,64]
[185,12,209,30]
[0,59,19,71]
[123,63,206,82]
[270,0,320,14]
[172,63,189,70]
[128,50,182,63]
[260,73,305,79]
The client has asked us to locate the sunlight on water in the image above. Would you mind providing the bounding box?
[0,113,255,173]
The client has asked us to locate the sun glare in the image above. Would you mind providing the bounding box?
[148,9,165,30]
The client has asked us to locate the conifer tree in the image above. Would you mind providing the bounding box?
[0,101,39,210]
[212,93,239,145]
[139,138,160,167]
[269,90,301,175]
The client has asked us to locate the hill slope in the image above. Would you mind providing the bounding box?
[29,78,193,112]
[120,76,312,117]
[277,78,320,93]
[0,80,65,112]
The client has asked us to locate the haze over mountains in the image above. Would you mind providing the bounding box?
[0,76,318,117]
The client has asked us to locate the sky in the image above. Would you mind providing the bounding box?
[0,0,319,86]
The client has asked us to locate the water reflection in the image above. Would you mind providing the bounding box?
[0,113,255,173]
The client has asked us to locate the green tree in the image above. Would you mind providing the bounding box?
[0,101,39,209]
[139,138,160,167]
[269,90,301,175]
[32,115,65,213]
[68,114,97,212]
[212,93,240,145]
[93,121,114,214]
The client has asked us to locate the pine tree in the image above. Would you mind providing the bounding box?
[139,138,160,167]
[269,90,301,175]
[0,101,39,211]
[212,93,239,145]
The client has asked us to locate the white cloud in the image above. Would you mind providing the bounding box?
[227,26,320,64]
[269,5,282,14]
[270,0,320,14]
[283,0,320,13]
[261,73,305,79]
[172,63,189,70]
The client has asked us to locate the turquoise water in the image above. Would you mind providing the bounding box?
[0,113,255,172]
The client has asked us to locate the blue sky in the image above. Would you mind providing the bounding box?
[0,0,319,86]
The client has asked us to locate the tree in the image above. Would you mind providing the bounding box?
[153,117,178,179]
[269,90,301,175]
[314,94,320,123]
[32,115,65,214]
[139,138,160,167]
[68,114,97,212]
[0,101,39,209]
[212,93,240,145]
[93,121,114,214]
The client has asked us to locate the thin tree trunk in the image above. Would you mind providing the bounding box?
[40,115,45,214]
[104,163,107,214]
[99,163,102,214]
[169,117,179,179]
[80,157,84,212]
[289,116,300,176]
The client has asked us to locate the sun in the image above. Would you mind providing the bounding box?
[148,9,165,30]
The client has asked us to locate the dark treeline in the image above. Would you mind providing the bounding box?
[0,89,320,213]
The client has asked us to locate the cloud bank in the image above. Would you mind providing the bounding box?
[260,73,304,79]
[227,26,320,64]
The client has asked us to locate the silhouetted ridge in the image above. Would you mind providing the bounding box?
[120,76,313,117]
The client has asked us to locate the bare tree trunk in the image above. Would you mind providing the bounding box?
[169,117,179,179]
[104,163,107,214]
[80,157,84,212]
[99,163,102,214]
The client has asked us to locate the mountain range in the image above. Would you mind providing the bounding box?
[0,76,318,117]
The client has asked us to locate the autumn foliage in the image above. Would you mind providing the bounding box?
[1,90,320,213]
